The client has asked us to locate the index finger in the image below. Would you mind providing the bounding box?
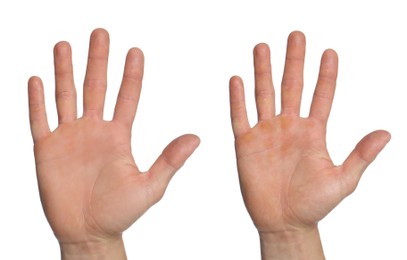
[113,48,144,127]
[309,49,338,124]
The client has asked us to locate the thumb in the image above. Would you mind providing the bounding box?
[340,130,391,195]
[147,134,200,202]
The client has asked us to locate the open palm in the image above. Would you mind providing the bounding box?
[230,31,390,234]
[28,29,199,244]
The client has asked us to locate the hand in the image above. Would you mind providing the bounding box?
[28,28,200,259]
[229,31,390,258]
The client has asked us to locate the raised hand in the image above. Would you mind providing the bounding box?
[229,31,390,259]
[28,29,200,259]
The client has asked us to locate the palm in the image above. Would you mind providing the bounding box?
[236,116,340,232]
[34,119,148,240]
[28,29,199,244]
[230,32,390,234]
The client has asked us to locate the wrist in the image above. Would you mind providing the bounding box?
[259,225,325,260]
[60,236,127,260]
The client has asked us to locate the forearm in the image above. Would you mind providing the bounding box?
[60,236,127,260]
[259,225,325,260]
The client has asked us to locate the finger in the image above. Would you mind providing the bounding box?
[340,130,391,195]
[253,43,275,120]
[113,48,144,127]
[281,31,306,115]
[28,76,51,142]
[309,49,338,124]
[54,41,77,124]
[229,76,250,137]
[83,28,110,118]
[147,134,200,202]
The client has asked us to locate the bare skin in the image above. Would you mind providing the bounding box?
[229,31,390,259]
[28,28,200,260]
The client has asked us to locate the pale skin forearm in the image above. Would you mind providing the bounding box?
[60,236,127,260]
[259,226,325,260]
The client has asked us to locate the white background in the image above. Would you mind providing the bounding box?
[1,0,406,259]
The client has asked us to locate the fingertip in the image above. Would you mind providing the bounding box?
[126,47,145,69]
[89,28,110,48]
[288,30,306,44]
[169,134,201,156]
[28,76,42,91]
[184,133,201,149]
[253,43,270,55]
[54,41,71,55]
[91,28,110,39]
[230,76,245,98]
[324,48,338,57]
[364,129,391,148]
[28,75,41,83]
[370,129,392,150]
[229,75,245,103]
[379,129,392,143]
[128,47,144,58]
[322,49,339,64]
[229,75,243,87]
[28,76,40,85]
